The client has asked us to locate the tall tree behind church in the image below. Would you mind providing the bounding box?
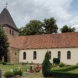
[0,26,9,62]
[19,20,44,35]
[60,25,75,33]
[43,18,58,34]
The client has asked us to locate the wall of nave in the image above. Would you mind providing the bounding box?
[19,48,78,65]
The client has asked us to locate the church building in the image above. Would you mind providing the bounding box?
[0,7,78,65]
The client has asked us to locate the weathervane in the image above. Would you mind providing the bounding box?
[5,1,8,8]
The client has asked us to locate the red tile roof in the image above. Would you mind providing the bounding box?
[8,32,78,49]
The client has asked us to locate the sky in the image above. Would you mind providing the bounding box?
[0,0,78,31]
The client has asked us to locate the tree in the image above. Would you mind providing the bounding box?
[43,18,58,34]
[60,25,75,33]
[19,20,44,35]
[0,26,9,62]
[42,52,52,77]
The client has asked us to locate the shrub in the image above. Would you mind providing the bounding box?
[59,62,65,67]
[17,70,23,76]
[42,52,52,77]
[13,69,23,76]
[53,58,60,64]
[0,60,2,64]
[2,62,7,65]
[4,71,14,78]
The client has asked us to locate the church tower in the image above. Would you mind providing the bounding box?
[0,8,18,36]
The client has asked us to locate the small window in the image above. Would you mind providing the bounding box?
[58,51,61,59]
[15,52,16,55]
[33,51,37,60]
[67,51,71,59]
[48,51,51,59]
[10,30,11,34]
[23,52,26,60]
[12,31,14,35]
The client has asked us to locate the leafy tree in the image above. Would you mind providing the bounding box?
[43,18,58,34]
[0,26,9,61]
[19,20,44,35]
[19,27,25,36]
[42,51,52,77]
[60,25,75,33]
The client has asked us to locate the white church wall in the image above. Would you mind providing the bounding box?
[19,48,78,65]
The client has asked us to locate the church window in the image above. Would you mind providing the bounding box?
[33,51,37,60]
[67,51,71,59]
[23,52,26,60]
[58,51,61,59]
[48,51,51,59]
[15,52,16,55]
[12,31,14,35]
[10,29,11,34]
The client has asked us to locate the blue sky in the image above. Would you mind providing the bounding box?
[0,0,78,31]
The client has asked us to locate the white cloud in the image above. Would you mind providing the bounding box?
[0,0,73,28]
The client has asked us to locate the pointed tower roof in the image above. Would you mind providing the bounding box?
[0,8,18,31]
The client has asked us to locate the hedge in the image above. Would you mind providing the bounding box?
[50,65,78,78]
[50,72,78,78]
[51,65,78,72]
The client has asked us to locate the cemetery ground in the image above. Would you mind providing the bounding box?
[0,63,43,78]
[1,63,78,78]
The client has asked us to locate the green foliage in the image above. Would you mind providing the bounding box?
[19,17,58,35]
[42,52,52,77]
[51,65,78,72]
[53,58,60,64]
[43,17,58,34]
[59,62,65,67]
[2,62,7,65]
[60,25,75,33]
[19,20,44,35]
[50,65,78,78]
[4,71,14,77]
[0,26,9,58]
[13,69,23,76]
[17,70,23,76]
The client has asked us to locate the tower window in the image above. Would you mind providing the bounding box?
[10,29,11,34]
[12,31,14,35]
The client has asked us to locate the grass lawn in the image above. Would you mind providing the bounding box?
[0,64,43,78]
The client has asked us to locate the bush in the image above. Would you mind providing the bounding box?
[53,58,60,64]
[4,71,14,78]
[0,60,2,64]
[2,62,7,65]
[13,69,23,76]
[17,70,23,76]
[59,62,65,67]
[42,52,52,77]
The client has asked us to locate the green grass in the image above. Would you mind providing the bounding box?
[0,64,43,78]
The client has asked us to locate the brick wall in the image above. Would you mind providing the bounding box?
[7,47,19,64]
[3,26,18,36]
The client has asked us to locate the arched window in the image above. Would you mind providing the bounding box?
[58,51,61,59]
[23,52,26,60]
[67,51,71,59]
[33,51,37,60]
[48,51,51,59]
